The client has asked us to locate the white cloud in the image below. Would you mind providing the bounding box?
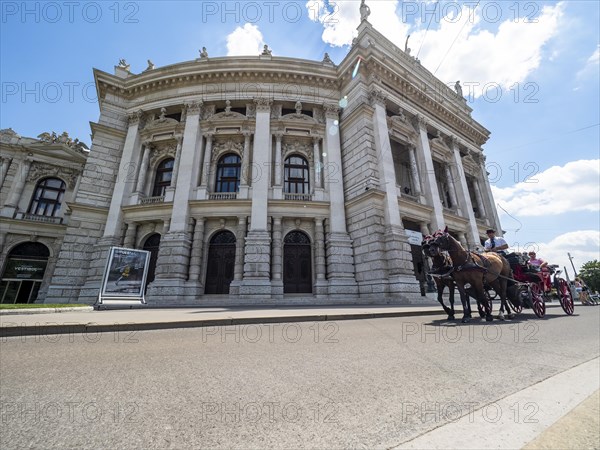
[491,159,600,216]
[308,1,565,98]
[536,230,600,275]
[306,0,410,48]
[226,23,264,56]
[413,3,564,97]
[576,44,600,80]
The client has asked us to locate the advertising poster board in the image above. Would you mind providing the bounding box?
[98,247,150,304]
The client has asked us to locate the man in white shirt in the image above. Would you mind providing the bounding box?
[484,229,509,256]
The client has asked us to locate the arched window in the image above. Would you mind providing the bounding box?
[215,154,241,193]
[284,155,309,194]
[28,177,66,217]
[152,158,174,197]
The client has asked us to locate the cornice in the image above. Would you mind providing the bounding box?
[90,121,128,141]
[95,58,340,104]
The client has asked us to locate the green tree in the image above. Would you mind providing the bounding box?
[579,260,600,293]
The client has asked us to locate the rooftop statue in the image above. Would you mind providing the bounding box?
[360,0,371,21]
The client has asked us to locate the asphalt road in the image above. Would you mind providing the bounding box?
[1,308,599,449]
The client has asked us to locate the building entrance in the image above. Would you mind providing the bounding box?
[283,231,312,294]
[205,231,236,294]
[0,242,50,304]
[142,233,161,290]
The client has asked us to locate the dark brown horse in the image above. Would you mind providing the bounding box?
[426,228,514,323]
[422,235,457,320]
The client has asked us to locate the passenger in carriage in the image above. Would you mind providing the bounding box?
[528,251,552,292]
[483,229,509,257]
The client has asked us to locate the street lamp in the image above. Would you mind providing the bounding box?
[567,252,578,278]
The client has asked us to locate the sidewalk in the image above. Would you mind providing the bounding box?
[0,300,569,338]
[0,303,442,337]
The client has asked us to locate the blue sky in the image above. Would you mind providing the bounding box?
[1,0,598,274]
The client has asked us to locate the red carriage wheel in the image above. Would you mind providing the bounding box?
[557,278,575,315]
[530,283,546,318]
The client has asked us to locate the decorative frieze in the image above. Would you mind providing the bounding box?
[149,143,176,167]
[27,161,80,188]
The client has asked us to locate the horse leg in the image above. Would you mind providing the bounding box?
[457,284,472,323]
[476,281,494,322]
[448,281,456,320]
[435,280,453,319]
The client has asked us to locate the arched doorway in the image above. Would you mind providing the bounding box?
[1,242,50,304]
[142,233,161,289]
[283,231,312,294]
[205,230,236,294]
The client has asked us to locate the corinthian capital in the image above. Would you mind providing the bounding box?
[368,88,387,108]
[128,110,143,125]
[323,103,339,119]
[413,114,428,129]
[184,100,203,115]
[254,97,273,112]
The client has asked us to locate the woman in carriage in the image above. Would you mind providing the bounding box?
[527,251,552,293]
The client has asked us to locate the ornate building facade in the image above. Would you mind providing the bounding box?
[0,18,501,305]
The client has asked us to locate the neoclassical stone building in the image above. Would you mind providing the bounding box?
[1,17,501,305]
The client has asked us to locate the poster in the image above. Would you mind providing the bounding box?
[99,247,150,303]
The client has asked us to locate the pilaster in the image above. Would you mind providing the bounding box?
[450,137,479,247]
[414,115,444,231]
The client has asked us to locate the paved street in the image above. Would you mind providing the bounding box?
[1,308,599,449]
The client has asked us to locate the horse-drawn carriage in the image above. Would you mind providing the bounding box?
[422,229,575,322]
[503,253,574,317]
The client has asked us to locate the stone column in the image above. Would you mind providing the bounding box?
[369,90,416,292]
[123,222,138,248]
[240,131,252,186]
[444,163,458,209]
[407,145,422,196]
[370,90,402,229]
[171,135,183,187]
[147,102,203,304]
[449,137,479,247]
[271,216,283,296]
[200,133,214,187]
[169,102,202,232]
[476,153,502,232]
[135,142,151,194]
[0,157,11,189]
[314,218,327,296]
[472,178,486,218]
[312,137,322,189]
[188,217,205,282]
[322,103,358,296]
[5,159,31,208]
[274,132,283,186]
[240,98,273,298]
[103,110,144,239]
[234,217,247,281]
[414,115,444,231]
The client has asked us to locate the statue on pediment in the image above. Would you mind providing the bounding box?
[295,101,303,115]
[145,60,155,71]
[360,0,371,21]
[323,53,333,64]
[200,47,208,59]
[261,45,272,56]
[455,81,463,97]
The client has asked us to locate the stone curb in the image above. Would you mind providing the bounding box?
[0,306,94,315]
[0,309,443,338]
